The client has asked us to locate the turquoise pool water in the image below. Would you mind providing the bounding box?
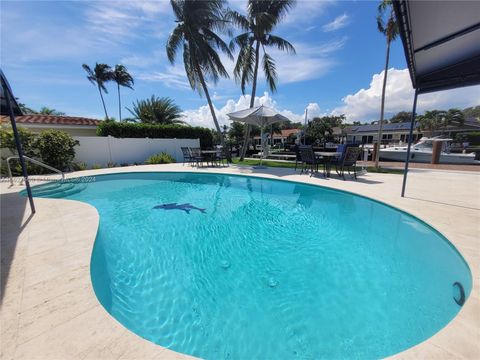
[29,172,471,359]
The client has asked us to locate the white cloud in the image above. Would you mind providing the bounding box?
[136,65,191,90]
[322,13,350,32]
[282,0,336,25]
[181,92,321,128]
[256,38,347,85]
[84,1,170,40]
[332,68,480,122]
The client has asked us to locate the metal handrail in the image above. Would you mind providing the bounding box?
[6,155,65,186]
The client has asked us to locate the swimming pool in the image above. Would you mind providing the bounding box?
[29,172,472,359]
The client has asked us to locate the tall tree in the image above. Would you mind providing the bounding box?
[417,110,447,136]
[166,0,232,155]
[389,111,412,123]
[374,0,398,168]
[112,65,134,121]
[418,108,465,136]
[82,63,113,119]
[127,96,184,124]
[229,0,296,160]
[39,107,65,115]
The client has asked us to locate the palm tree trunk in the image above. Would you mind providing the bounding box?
[195,63,231,161]
[239,41,261,161]
[374,40,391,168]
[98,85,109,120]
[117,83,122,121]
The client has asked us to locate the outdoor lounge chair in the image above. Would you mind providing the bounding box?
[336,146,362,180]
[181,147,193,166]
[299,146,322,175]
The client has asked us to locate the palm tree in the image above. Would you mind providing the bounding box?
[112,65,134,121]
[418,110,447,136]
[82,63,113,119]
[374,0,398,168]
[127,96,185,124]
[166,0,233,154]
[229,0,296,160]
[39,107,65,115]
[418,109,465,136]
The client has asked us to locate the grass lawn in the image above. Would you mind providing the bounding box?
[232,158,404,174]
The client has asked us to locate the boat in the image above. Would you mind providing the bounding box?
[379,137,478,164]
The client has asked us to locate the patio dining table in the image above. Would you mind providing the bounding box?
[201,150,221,166]
[314,151,342,177]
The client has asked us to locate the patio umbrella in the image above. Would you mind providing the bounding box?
[227,105,290,166]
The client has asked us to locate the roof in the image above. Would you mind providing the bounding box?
[1,115,101,127]
[280,129,301,137]
[393,0,480,93]
[348,121,420,133]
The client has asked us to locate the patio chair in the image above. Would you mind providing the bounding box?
[181,147,193,166]
[293,145,303,171]
[298,146,322,176]
[337,146,362,180]
[215,147,229,167]
[331,144,355,174]
[189,147,204,167]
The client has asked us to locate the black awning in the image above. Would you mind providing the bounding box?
[1,69,23,116]
[393,0,480,94]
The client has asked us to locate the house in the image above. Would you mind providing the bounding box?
[253,128,302,147]
[1,115,102,137]
[344,118,480,145]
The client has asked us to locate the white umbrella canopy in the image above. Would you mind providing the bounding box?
[227,105,290,166]
[227,105,290,127]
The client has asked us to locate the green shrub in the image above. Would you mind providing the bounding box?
[92,163,102,170]
[96,121,213,148]
[1,127,78,174]
[71,162,88,171]
[455,131,480,145]
[0,126,37,157]
[33,130,79,171]
[107,161,117,168]
[145,152,175,164]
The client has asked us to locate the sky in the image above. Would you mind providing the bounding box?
[1,0,479,128]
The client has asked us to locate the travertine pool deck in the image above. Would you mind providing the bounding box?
[1,164,479,359]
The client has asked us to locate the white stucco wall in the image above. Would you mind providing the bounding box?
[72,136,200,166]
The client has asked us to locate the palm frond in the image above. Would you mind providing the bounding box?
[226,10,250,31]
[166,25,185,64]
[202,27,233,60]
[262,51,277,93]
[113,64,134,89]
[127,95,184,124]
[265,35,295,54]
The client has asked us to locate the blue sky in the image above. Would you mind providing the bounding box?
[1,0,479,127]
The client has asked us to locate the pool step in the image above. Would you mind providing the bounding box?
[31,182,87,198]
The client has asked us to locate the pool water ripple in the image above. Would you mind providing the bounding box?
[29,172,472,359]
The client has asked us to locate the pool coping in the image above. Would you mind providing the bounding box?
[1,164,479,359]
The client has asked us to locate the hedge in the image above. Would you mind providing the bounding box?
[455,131,480,145]
[97,121,213,148]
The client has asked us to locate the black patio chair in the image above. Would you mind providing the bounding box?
[293,144,303,171]
[181,147,193,166]
[337,146,362,180]
[189,147,204,167]
[298,146,322,176]
[215,147,229,167]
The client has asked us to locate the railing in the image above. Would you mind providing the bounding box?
[6,155,65,186]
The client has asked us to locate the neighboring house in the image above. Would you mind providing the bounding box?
[344,118,480,144]
[1,115,102,137]
[253,129,302,146]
